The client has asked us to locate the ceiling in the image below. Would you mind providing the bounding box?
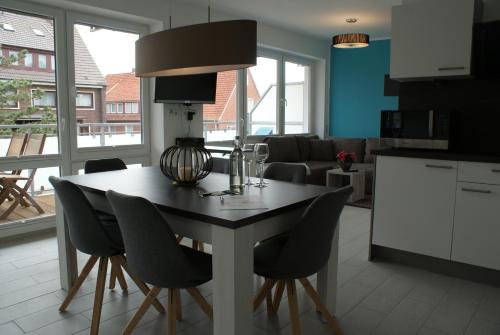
[184,0,403,40]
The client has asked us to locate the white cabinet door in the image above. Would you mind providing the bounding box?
[373,156,457,259]
[452,182,500,270]
[390,0,477,80]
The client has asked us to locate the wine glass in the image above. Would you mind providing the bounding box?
[254,143,269,188]
[243,143,255,186]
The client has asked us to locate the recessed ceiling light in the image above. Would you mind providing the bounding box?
[346,18,358,23]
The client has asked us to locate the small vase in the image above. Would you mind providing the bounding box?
[339,160,352,172]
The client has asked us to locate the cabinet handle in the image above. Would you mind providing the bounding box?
[425,164,453,170]
[462,188,492,194]
[438,66,466,71]
[492,169,500,173]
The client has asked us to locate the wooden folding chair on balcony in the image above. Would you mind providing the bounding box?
[0,133,28,204]
[0,134,47,220]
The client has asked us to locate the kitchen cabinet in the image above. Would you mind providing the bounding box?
[390,0,479,80]
[372,156,457,259]
[452,182,500,270]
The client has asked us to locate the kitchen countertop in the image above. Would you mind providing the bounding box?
[372,148,500,164]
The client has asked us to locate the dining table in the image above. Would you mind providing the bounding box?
[56,166,341,335]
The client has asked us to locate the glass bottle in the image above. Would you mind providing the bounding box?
[229,136,244,190]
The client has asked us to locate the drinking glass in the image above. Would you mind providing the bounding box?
[243,144,255,186]
[254,143,269,188]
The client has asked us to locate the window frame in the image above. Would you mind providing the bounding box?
[66,12,150,162]
[3,89,20,109]
[24,52,33,67]
[75,91,94,110]
[38,54,47,69]
[31,88,57,108]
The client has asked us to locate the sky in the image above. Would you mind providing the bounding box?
[76,24,139,76]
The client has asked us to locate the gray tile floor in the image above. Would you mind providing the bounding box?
[1,206,500,334]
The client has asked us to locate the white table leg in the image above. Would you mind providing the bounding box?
[317,221,340,314]
[212,224,254,335]
[55,194,78,290]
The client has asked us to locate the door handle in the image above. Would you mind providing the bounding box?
[462,188,492,194]
[425,164,453,170]
[438,66,466,71]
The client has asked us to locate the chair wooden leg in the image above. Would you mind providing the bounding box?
[286,280,301,335]
[186,287,213,320]
[253,279,276,312]
[90,257,108,335]
[122,286,162,335]
[174,287,182,321]
[168,288,177,335]
[116,255,165,313]
[266,289,275,315]
[14,184,44,214]
[59,255,98,312]
[273,280,286,313]
[109,263,117,290]
[176,235,183,243]
[298,278,343,335]
[110,256,128,291]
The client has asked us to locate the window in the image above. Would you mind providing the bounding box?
[32,27,45,36]
[3,90,19,108]
[38,54,47,69]
[76,92,93,108]
[33,90,56,107]
[9,51,19,65]
[247,57,278,136]
[284,61,310,134]
[25,53,33,67]
[2,23,14,31]
[74,23,142,148]
[202,71,238,142]
[50,55,55,70]
[124,102,138,113]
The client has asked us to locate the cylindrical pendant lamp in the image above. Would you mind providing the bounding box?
[135,20,257,77]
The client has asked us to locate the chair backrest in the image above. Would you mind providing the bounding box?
[84,158,127,174]
[106,190,197,288]
[211,157,229,174]
[24,133,46,156]
[49,176,121,256]
[6,133,28,157]
[271,186,353,279]
[263,162,307,184]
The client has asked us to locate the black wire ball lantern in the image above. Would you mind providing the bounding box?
[160,137,213,186]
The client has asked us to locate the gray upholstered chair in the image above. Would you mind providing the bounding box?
[253,186,353,335]
[106,190,213,335]
[84,158,128,290]
[49,177,164,335]
[84,158,127,174]
[263,162,307,184]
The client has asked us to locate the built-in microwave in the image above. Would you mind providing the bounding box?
[380,110,451,150]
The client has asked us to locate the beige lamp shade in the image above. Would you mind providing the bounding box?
[135,20,257,77]
[332,33,370,49]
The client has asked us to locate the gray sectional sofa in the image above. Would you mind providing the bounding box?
[263,135,388,195]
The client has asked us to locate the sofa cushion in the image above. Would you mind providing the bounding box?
[309,139,335,161]
[304,161,336,185]
[332,138,365,163]
[295,135,319,161]
[263,136,300,162]
[364,138,391,163]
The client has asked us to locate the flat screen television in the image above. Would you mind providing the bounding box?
[154,73,217,104]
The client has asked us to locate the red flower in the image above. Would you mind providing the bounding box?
[336,151,356,162]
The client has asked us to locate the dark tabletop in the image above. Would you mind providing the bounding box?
[372,148,500,164]
[63,166,336,229]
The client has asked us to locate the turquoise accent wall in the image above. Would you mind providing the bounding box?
[330,39,398,138]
